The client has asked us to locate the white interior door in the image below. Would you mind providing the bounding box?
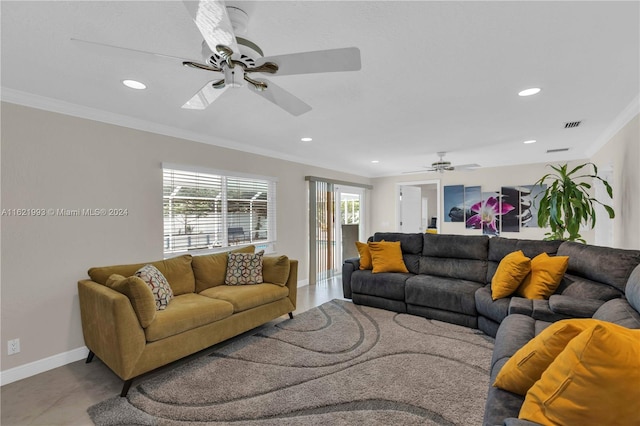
[400,185,422,232]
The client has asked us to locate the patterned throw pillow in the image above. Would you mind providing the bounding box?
[134,264,173,310]
[225,251,265,285]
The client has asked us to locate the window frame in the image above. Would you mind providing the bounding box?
[162,163,277,257]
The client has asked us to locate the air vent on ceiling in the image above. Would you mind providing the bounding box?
[564,121,581,128]
[547,148,570,153]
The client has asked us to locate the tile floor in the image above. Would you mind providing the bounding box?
[0,277,345,425]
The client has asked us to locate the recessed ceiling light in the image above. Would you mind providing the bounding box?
[371,160,380,164]
[518,87,541,97]
[300,137,312,142]
[122,79,146,90]
[523,139,537,144]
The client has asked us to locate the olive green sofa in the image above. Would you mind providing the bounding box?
[78,247,297,396]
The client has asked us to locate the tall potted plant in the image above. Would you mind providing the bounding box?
[534,162,614,242]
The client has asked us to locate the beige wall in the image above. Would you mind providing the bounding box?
[0,102,371,372]
[591,114,640,249]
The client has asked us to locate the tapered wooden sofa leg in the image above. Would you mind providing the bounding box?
[288,312,294,319]
[86,350,95,364]
[120,379,133,397]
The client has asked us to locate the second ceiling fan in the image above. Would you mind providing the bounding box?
[180,0,362,116]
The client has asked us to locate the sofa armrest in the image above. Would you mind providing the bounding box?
[285,259,298,311]
[342,257,360,299]
[78,279,146,380]
[508,297,533,316]
[548,295,605,318]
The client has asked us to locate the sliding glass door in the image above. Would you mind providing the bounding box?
[307,177,369,285]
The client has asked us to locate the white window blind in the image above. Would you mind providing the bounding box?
[163,167,276,255]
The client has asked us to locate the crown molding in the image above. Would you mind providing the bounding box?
[586,94,640,158]
[0,87,364,176]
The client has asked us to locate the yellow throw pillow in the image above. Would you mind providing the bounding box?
[517,252,569,299]
[106,274,157,328]
[368,241,409,274]
[494,318,600,395]
[355,241,373,270]
[262,255,290,286]
[519,322,640,425]
[491,250,531,300]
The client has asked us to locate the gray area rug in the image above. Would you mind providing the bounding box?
[88,299,494,425]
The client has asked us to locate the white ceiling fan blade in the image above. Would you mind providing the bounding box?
[182,81,228,109]
[70,38,195,63]
[182,0,238,56]
[249,79,312,116]
[255,47,361,76]
[453,163,481,170]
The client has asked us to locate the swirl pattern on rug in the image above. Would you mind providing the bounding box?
[88,299,494,425]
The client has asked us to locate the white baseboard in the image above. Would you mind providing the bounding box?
[0,346,89,386]
[297,279,309,288]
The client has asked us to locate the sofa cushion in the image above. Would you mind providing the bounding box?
[355,241,373,270]
[491,250,531,300]
[516,253,568,299]
[625,264,640,311]
[419,256,488,283]
[405,275,482,316]
[134,264,174,310]
[475,284,510,324]
[519,322,640,425]
[192,245,255,292]
[593,298,640,329]
[494,318,600,396]
[548,295,604,318]
[557,241,640,294]
[225,251,264,285]
[262,255,290,286]
[106,274,157,328]
[144,294,234,342]
[422,234,489,260]
[369,241,409,273]
[88,254,195,296]
[200,283,289,313]
[351,270,410,301]
[556,273,623,301]
[372,232,423,254]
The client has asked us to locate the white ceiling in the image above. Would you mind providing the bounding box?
[2,1,639,177]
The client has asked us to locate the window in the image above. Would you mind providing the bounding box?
[163,166,276,255]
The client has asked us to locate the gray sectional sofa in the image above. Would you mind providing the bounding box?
[342,232,640,425]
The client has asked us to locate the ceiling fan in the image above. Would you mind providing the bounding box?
[73,0,361,116]
[403,152,481,174]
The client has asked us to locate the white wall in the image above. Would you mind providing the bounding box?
[371,116,640,250]
[591,114,640,249]
[0,102,371,376]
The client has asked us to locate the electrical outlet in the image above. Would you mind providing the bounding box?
[7,338,20,355]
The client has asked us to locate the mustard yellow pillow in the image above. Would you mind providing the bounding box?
[491,250,531,300]
[368,241,409,274]
[262,255,290,286]
[519,322,640,425]
[517,252,569,299]
[355,241,373,270]
[494,318,600,395]
[106,274,157,328]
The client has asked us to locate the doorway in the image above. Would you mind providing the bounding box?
[397,180,440,233]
